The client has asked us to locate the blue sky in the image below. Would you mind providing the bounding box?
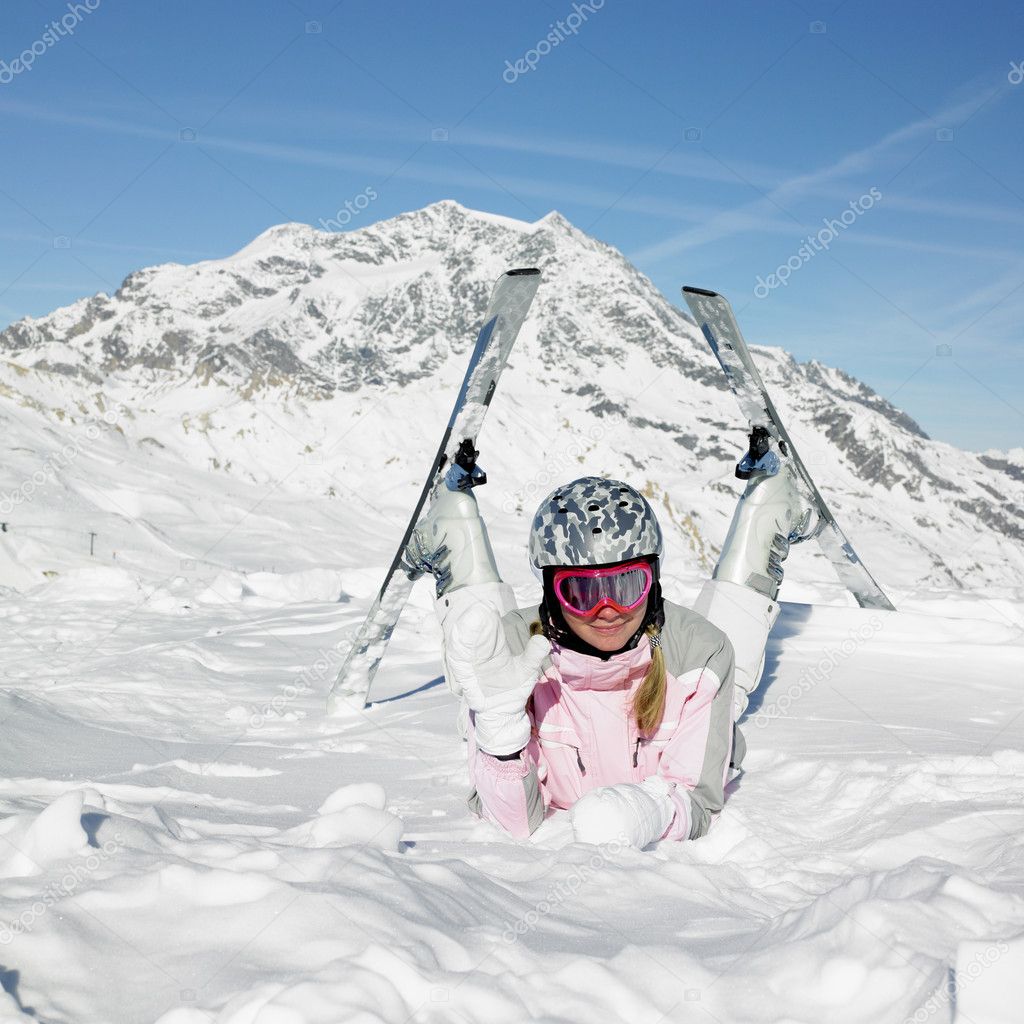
[1,0,1022,452]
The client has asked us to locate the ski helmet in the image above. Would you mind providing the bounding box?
[529,477,664,577]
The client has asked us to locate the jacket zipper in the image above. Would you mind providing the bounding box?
[632,737,641,768]
[538,734,587,776]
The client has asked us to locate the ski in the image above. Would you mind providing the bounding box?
[682,286,896,612]
[327,268,542,714]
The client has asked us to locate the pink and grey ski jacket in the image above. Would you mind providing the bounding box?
[465,598,737,841]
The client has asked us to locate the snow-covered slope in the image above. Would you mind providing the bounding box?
[1,203,1023,1023]
[1,528,1023,1022]
[0,199,1021,597]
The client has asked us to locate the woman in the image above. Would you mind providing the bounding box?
[407,445,806,847]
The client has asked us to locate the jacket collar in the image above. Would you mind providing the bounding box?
[549,634,652,691]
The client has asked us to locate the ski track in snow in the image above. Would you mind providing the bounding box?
[0,558,1022,1024]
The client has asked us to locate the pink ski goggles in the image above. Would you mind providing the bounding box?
[552,560,653,619]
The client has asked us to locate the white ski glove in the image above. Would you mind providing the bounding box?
[439,587,550,756]
[570,776,677,849]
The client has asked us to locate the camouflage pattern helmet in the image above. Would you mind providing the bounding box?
[529,477,664,574]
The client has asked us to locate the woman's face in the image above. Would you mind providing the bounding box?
[562,597,648,652]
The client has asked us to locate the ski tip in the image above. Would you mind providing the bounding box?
[507,267,541,277]
[682,285,719,298]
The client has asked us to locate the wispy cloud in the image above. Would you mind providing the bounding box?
[931,264,1024,331]
[0,226,217,261]
[436,125,792,188]
[0,97,780,228]
[4,95,1020,256]
[790,180,1024,229]
[844,231,1023,263]
[245,106,1024,232]
[0,280,105,292]
[628,89,1010,264]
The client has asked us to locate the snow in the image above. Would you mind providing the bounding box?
[3,198,1021,593]
[953,937,1023,1023]
[1,476,1023,1022]
[0,203,1022,1021]
[438,201,535,233]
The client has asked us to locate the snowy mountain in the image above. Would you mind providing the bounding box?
[0,199,1022,598]
[2,203,1024,1023]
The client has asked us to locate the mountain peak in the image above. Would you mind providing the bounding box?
[0,201,1021,589]
[391,200,578,237]
[235,222,319,258]
[394,199,533,234]
[537,209,573,231]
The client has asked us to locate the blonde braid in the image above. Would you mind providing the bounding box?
[534,619,667,734]
[630,624,667,735]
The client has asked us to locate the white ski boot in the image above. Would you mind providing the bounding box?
[695,427,814,720]
[715,426,813,600]
[406,486,499,592]
[403,459,517,614]
[403,461,518,739]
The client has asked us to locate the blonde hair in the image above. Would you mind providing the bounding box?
[631,623,667,734]
[530,620,666,735]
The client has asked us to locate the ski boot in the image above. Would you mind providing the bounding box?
[403,453,518,739]
[715,425,815,601]
[401,441,508,599]
[694,426,815,719]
